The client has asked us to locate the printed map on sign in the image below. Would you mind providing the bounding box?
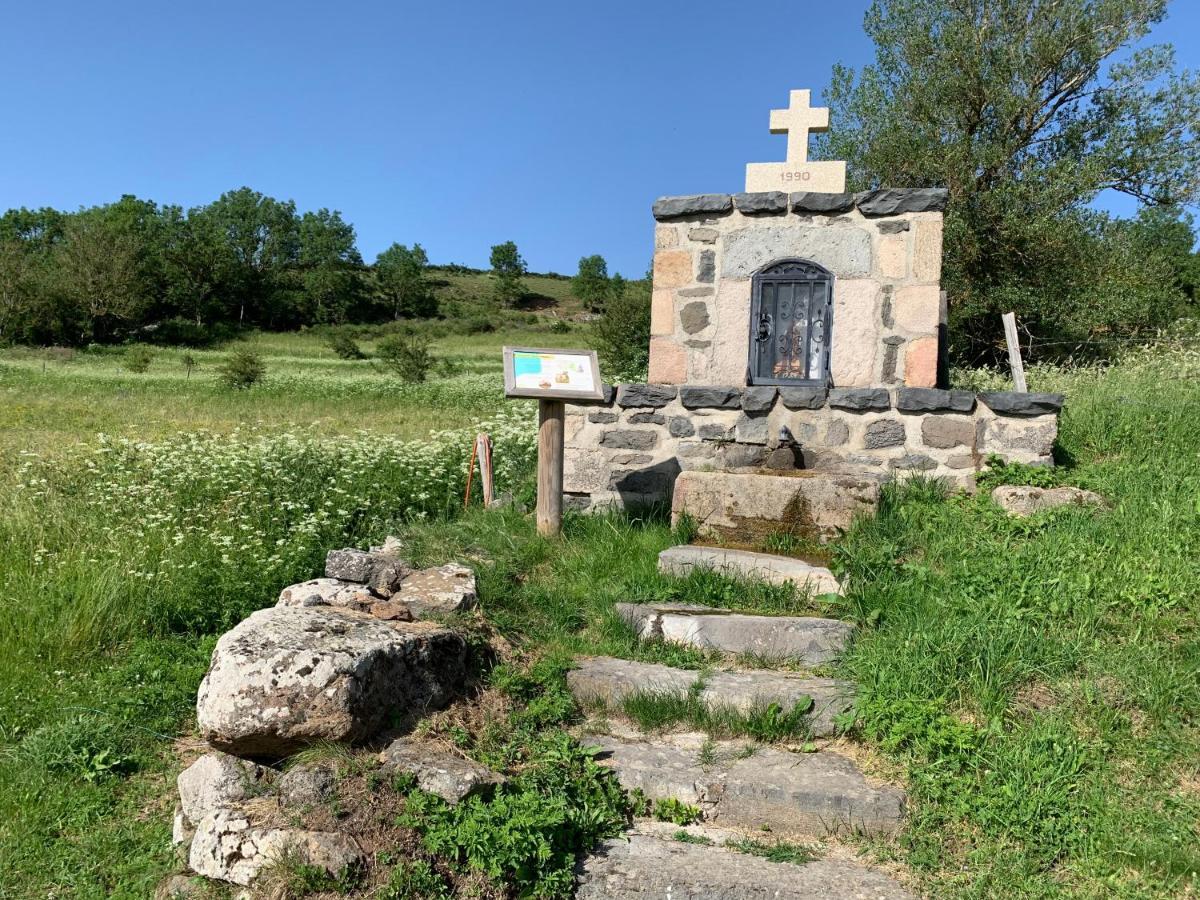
[503,347,604,400]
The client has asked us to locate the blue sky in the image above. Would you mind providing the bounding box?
[2,1,1196,276]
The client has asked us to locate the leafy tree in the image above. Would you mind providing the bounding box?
[207,188,300,326]
[489,241,527,308]
[819,0,1200,362]
[51,212,147,342]
[298,209,363,325]
[159,205,236,327]
[572,254,610,312]
[376,243,436,319]
[594,269,651,380]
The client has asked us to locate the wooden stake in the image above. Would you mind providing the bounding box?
[536,399,564,536]
[476,433,494,508]
[1002,311,1027,393]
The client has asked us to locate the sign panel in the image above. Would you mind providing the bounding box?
[502,346,604,401]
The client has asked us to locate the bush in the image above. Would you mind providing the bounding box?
[376,333,434,383]
[219,348,266,389]
[181,353,197,380]
[327,332,365,360]
[123,346,153,374]
[594,278,651,381]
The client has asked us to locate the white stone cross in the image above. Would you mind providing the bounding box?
[770,89,828,164]
[745,88,846,194]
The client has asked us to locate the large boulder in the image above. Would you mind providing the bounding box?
[189,807,361,886]
[196,606,467,756]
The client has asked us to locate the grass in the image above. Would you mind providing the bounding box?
[0,336,1197,896]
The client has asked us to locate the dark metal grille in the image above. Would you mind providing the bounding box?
[748,259,833,385]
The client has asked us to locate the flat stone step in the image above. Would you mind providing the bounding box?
[617,602,853,664]
[659,545,843,596]
[583,732,904,838]
[568,656,854,737]
[577,825,915,899]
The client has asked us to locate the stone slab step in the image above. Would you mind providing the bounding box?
[659,545,843,596]
[584,732,904,838]
[568,656,854,737]
[576,825,915,899]
[617,602,853,664]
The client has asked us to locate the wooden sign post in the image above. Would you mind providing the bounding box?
[1001,312,1028,393]
[502,347,604,538]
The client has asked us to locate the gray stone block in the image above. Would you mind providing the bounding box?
[583,734,905,838]
[658,545,841,595]
[653,194,734,220]
[718,443,769,468]
[778,384,828,409]
[379,739,503,804]
[855,187,949,216]
[568,656,852,737]
[697,249,716,283]
[897,387,975,413]
[680,385,741,409]
[627,411,666,425]
[679,301,709,334]
[992,485,1104,516]
[698,422,734,441]
[890,453,938,471]
[828,387,890,411]
[616,383,677,408]
[740,385,777,412]
[735,412,770,444]
[864,419,906,449]
[980,392,1065,416]
[668,416,695,438]
[577,829,916,899]
[922,416,974,449]
[600,430,659,451]
[878,219,911,234]
[723,225,871,279]
[733,191,789,214]
[617,602,853,665]
[790,191,856,213]
[587,411,618,424]
[825,419,850,446]
[687,227,719,243]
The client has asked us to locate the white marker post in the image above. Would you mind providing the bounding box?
[503,347,605,537]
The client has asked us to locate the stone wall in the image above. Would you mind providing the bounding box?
[648,189,947,388]
[564,384,1063,511]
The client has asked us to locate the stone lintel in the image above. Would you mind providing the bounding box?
[855,188,949,216]
[828,387,891,411]
[733,191,789,215]
[979,392,1065,417]
[896,387,975,413]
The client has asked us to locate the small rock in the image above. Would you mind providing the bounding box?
[177,751,270,828]
[324,548,412,596]
[992,485,1103,517]
[379,740,504,804]
[277,578,374,610]
[368,600,415,621]
[277,762,337,807]
[393,563,477,618]
[154,874,206,900]
[189,808,362,886]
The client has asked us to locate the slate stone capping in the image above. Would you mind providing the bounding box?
[828,387,891,411]
[790,192,856,213]
[680,386,741,409]
[617,384,677,408]
[855,188,949,216]
[652,194,734,220]
[778,385,829,409]
[733,192,789,215]
[896,387,975,413]
[979,392,1065,416]
[741,386,777,412]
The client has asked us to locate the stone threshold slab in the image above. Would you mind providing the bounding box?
[582,732,904,838]
[659,545,843,596]
[617,602,854,665]
[568,656,854,737]
[576,825,916,899]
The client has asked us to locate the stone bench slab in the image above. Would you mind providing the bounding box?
[568,656,854,736]
[582,732,904,838]
[576,827,915,899]
[617,602,853,664]
[658,545,843,595]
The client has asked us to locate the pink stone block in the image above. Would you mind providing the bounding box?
[904,335,939,387]
[648,337,687,384]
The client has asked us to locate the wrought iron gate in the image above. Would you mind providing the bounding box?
[748,259,833,385]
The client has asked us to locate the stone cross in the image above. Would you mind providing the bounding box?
[745,89,846,194]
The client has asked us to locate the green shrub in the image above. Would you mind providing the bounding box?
[652,797,702,825]
[218,348,266,389]
[326,332,365,360]
[376,333,435,383]
[123,346,153,374]
[594,277,650,381]
[379,859,450,899]
[181,352,197,380]
[976,454,1063,490]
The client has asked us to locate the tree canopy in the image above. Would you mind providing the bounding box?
[819,0,1200,362]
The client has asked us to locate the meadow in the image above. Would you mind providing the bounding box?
[0,328,1197,898]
